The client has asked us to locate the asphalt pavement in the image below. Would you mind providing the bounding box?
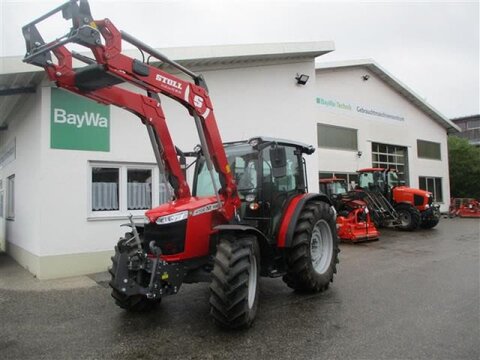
[0,217,479,360]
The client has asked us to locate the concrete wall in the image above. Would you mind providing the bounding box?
[315,67,451,212]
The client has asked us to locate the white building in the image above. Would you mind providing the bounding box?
[0,47,458,279]
[0,42,333,279]
[314,60,459,211]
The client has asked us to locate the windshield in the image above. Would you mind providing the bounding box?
[331,181,347,195]
[195,145,258,197]
[328,182,347,195]
[388,171,400,186]
[359,172,374,189]
[359,171,387,191]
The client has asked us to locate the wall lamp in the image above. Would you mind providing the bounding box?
[295,73,310,85]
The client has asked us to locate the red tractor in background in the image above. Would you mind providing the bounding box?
[320,178,379,242]
[22,0,339,329]
[357,168,441,230]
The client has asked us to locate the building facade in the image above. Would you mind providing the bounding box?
[0,50,458,279]
[451,114,480,146]
[0,42,332,279]
[314,60,459,210]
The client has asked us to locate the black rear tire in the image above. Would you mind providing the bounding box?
[109,234,160,312]
[283,200,339,292]
[395,203,421,231]
[209,233,260,329]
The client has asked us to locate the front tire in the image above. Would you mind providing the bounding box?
[209,234,260,329]
[283,201,339,292]
[395,203,421,231]
[420,217,440,229]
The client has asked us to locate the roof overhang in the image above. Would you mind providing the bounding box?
[0,41,334,126]
[315,59,460,133]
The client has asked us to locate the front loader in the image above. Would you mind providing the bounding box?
[22,0,339,329]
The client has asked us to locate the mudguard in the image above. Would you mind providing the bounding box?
[277,193,332,248]
[213,224,270,245]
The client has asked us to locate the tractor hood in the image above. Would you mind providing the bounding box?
[394,186,431,197]
[393,186,433,209]
[145,196,220,224]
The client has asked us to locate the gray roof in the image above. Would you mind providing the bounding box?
[315,59,460,133]
[451,114,480,123]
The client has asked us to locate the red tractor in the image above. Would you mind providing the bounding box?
[357,168,441,230]
[320,178,379,242]
[23,0,339,329]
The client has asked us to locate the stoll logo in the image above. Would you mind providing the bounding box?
[53,108,108,129]
[155,74,182,90]
[50,88,110,152]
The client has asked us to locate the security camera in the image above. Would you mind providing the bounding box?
[357,151,363,158]
[362,75,370,81]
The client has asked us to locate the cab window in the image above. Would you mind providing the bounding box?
[262,146,300,192]
[195,147,258,198]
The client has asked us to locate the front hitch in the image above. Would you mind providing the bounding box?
[110,239,186,300]
[421,204,441,221]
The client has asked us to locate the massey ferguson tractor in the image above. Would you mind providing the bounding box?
[22,0,339,329]
[357,168,441,230]
[320,178,379,242]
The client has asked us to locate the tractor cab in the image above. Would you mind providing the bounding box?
[194,137,314,239]
[358,168,402,199]
[319,178,349,208]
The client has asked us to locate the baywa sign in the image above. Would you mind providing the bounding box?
[51,88,110,151]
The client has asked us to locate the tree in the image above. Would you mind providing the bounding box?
[448,136,480,199]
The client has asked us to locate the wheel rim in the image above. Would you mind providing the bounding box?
[310,220,333,275]
[399,210,411,226]
[247,253,257,309]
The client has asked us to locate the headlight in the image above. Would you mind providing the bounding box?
[144,215,151,224]
[156,210,188,225]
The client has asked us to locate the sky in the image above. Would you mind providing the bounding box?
[1,0,479,118]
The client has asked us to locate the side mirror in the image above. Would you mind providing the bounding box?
[270,146,287,178]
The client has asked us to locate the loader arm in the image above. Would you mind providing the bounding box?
[22,0,240,219]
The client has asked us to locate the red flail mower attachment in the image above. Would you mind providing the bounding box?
[449,198,480,218]
[336,199,380,243]
[319,178,379,243]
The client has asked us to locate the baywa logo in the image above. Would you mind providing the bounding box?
[53,108,108,128]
